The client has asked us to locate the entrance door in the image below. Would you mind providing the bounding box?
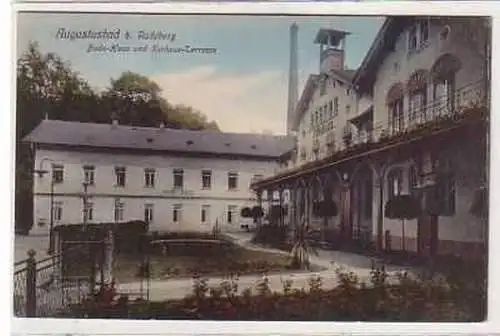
[417,214,438,257]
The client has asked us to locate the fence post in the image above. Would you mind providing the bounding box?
[25,249,37,317]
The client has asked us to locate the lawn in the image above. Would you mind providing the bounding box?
[113,241,320,283]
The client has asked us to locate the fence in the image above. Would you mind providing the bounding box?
[13,241,105,317]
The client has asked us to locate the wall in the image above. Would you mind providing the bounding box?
[31,148,280,234]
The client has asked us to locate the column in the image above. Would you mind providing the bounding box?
[278,187,284,227]
[256,191,263,228]
[374,175,384,252]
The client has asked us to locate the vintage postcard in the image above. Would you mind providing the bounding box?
[11,5,491,331]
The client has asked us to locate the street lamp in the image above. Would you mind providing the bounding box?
[34,157,55,254]
[82,181,90,228]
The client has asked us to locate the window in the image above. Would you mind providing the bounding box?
[173,204,182,223]
[144,168,156,188]
[320,77,327,95]
[387,169,403,199]
[173,169,184,189]
[201,170,212,189]
[408,70,429,123]
[114,199,124,221]
[333,97,339,116]
[144,204,154,223]
[408,25,418,51]
[434,76,456,112]
[409,89,427,123]
[52,164,64,184]
[83,202,93,222]
[419,20,429,46]
[115,167,126,187]
[201,205,210,223]
[389,98,404,134]
[346,104,351,114]
[227,205,237,224]
[409,165,419,194]
[328,100,333,118]
[408,20,430,52]
[83,165,95,186]
[228,172,238,190]
[53,201,63,222]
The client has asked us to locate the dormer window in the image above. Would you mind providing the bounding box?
[408,19,430,53]
[146,138,154,143]
[186,140,194,146]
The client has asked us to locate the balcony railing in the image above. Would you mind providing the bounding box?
[342,79,486,151]
[271,80,487,180]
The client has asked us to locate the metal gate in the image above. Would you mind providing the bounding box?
[13,238,106,317]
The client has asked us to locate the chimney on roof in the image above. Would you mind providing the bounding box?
[159,121,165,129]
[287,22,299,136]
[44,112,49,120]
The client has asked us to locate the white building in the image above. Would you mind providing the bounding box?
[253,17,489,260]
[24,119,294,235]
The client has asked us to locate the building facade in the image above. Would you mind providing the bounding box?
[24,119,294,235]
[253,17,489,260]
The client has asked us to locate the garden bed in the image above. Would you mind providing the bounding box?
[113,241,316,283]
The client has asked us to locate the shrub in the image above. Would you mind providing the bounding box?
[64,263,486,322]
[240,207,252,218]
[251,206,265,220]
[251,224,289,250]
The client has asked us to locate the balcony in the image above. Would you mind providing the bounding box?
[343,80,486,151]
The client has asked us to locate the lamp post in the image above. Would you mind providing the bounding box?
[82,181,90,228]
[34,158,55,254]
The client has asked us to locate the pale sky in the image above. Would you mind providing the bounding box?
[16,13,384,134]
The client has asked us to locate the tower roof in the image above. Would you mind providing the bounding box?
[314,28,351,45]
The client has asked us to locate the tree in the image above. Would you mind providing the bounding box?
[16,42,94,233]
[384,195,421,252]
[105,72,219,131]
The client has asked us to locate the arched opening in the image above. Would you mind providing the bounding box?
[386,82,405,135]
[431,53,461,115]
[350,163,374,247]
[407,69,430,125]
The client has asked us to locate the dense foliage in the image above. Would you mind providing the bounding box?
[15,42,219,234]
